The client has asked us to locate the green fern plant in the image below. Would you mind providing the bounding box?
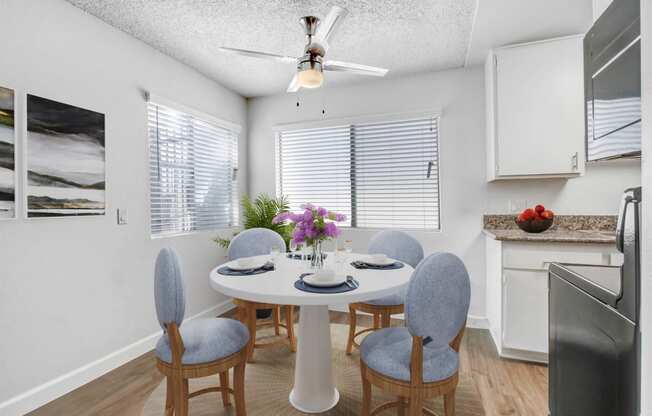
[214,194,292,249]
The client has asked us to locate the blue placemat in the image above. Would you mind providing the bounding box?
[350,261,404,270]
[217,262,275,276]
[294,274,359,293]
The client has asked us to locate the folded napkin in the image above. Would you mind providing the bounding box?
[217,262,275,276]
[350,260,404,270]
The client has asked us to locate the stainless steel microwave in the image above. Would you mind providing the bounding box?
[584,0,641,161]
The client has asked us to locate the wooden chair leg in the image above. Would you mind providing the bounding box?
[219,371,231,407]
[164,376,174,416]
[174,378,188,416]
[245,305,257,363]
[444,389,456,416]
[234,361,247,416]
[381,312,391,328]
[172,373,184,416]
[361,366,372,416]
[373,313,381,329]
[397,396,407,416]
[273,306,281,336]
[346,305,357,355]
[285,305,296,352]
[407,396,422,416]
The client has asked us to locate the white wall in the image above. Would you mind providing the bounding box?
[640,0,651,413]
[247,67,641,321]
[592,0,614,21]
[0,0,246,413]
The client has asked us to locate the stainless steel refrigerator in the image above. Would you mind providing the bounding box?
[549,187,641,416]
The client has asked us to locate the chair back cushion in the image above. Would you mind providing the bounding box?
[154,248,185,330]
[405,252,470,346]
[227,228,286,261]
[368,230,424,268]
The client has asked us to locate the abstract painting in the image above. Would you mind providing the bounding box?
[0,86,15,219]
[26,94,105,217]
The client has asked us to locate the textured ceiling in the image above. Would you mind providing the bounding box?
[66,0,477,97]
[465,0,592,66]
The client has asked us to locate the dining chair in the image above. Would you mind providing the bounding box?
[154,248,249,416]
[346,230,424,354]
[359,252,471,416]
[227,228,296,362]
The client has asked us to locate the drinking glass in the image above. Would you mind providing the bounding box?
[334,246,347,275]
[344,239,353,261]
[289,240,298,259]
[270,244,281,265]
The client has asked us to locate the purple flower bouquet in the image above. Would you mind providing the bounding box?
[273,203,346,269]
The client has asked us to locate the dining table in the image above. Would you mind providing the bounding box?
[209,252,414,413]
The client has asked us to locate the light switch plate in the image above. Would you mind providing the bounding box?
[117,208,128,225]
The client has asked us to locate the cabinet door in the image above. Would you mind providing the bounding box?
[495,36,584,176]
[502,269,549,353]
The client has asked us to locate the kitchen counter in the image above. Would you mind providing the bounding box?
[483,214,617,244]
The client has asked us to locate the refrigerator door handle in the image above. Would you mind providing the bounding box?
[617,193,633,253]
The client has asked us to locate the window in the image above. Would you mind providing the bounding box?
[276,115,440,230]
[148,99,239,236]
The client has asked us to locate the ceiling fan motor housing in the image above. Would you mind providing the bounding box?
[298,53,323,73]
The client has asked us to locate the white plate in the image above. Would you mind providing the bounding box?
[227,258,268,271]
[362,256,396,266]
[303,274,348,287]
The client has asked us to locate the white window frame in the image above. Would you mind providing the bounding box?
[274,110,442,232]
[147,93,241,238]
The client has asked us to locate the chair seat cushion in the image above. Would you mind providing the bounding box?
[156,318,249,365]
[360,327,458,383]
[363,289,406,306]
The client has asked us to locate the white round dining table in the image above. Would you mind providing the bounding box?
[209,253,413,413]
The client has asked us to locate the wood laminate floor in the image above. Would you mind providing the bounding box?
[28,310,548,416]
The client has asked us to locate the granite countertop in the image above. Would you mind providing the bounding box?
[483,215,617,244]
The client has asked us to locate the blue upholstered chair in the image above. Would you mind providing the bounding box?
[154,248,249,416]
[346,230,425,354]
[227,228,295,362]
[359,252,471,416]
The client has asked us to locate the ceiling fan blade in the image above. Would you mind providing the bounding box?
[219,47,297,64]
[323,60,389,77]
[315,6,348,46]
[287,74,301,92]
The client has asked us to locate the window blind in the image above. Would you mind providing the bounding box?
[148,101,239,236]
[277,116,440,230]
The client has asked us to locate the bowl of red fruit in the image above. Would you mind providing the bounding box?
[516,204,555,233]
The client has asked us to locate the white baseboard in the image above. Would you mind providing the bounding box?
[0,299,236,416]
[328,305,489,330]
[466,314,489,329]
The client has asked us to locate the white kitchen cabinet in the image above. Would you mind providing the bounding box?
[485,237,620,363]
[485,35,585,181]
[502,269,549,354]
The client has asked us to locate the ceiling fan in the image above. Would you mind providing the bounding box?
[219,6,389,92]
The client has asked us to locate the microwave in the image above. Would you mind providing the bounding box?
[584,0,641,161]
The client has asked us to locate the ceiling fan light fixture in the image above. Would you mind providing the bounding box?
[297,57,324,88]
[298,68,324,88]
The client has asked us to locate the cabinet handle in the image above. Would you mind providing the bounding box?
[571,152,578,171]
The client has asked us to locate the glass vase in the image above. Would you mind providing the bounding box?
[310,239,324,270]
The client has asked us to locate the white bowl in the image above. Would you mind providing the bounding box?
[303,273,346,287]
[313,268,335,282]
[369,253,388,264]
[228,257,264,271]
[363,255,395,266]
